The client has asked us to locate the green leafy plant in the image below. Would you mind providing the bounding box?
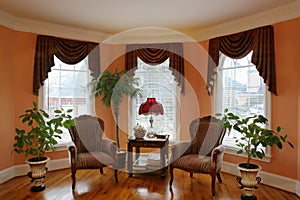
[91,69,141,151]
[217,108,294,168]
[13,102,75,161]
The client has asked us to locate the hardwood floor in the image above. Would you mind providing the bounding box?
[0,167,299,200]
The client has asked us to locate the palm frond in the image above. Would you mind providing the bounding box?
[93,69,141,107]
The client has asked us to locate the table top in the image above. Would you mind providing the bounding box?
[128,135,169,142]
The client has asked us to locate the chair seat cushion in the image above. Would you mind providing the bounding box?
[172,154,211,173]
[76,152,115,168]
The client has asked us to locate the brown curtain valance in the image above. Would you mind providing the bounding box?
[125,43,185,93]
[207,25,276,95]
[33,35,100,95]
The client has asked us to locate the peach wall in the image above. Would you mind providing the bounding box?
[96,44,127,147]
[12,32,38,165]
[180,41,212,140]
[269,18,300,178]
[0,18,300,180]
[0,26,15,170]
[0,25,38,168]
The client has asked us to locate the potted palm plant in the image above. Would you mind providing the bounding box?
[217,108,294,200]
[91,69,141,167]
[13,101,74,192]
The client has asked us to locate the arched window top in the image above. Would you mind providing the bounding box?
[125,43,185,93]
[208,26,276,95]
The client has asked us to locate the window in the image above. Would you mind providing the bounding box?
[40,55,95,144]
[215,51,270,151]
[132,58,180,141]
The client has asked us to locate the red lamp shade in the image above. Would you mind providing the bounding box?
[138,98,164,115]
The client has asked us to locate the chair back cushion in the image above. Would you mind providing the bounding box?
[69,115,104,153]
[186,116,225,156]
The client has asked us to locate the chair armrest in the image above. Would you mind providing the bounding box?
[211,145,225,170]
[171,141,191,162]
[101,138,117,159]
[67,141,77,166]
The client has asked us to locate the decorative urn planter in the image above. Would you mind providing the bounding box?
[26,157,50,192]
[236,163,262,200]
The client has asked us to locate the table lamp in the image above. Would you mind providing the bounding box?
[138,98,164,138]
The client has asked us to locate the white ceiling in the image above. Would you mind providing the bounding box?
[0,0,299,42]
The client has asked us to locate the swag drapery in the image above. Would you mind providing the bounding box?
[33,35,100,95]
[125,43,185,93]
[207,25,276,95]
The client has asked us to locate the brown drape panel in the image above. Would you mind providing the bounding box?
[125,43,185,93]
[33,35,100,95]
[207,25,276,95]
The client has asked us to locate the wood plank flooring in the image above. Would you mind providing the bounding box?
[0,167,299,200]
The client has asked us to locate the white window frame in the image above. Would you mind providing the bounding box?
[213,52,272,162]
[129,58,180,142]
[39,55,95,149]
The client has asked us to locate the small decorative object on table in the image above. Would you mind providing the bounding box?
[133,124,146,139]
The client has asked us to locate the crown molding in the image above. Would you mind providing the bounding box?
[102,27,196,44]
[0,1,299,43]
[0,10,110,43]
[185,0,300,41]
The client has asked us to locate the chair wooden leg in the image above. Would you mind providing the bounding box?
[114,169,118,183]
[190,173,193,178]
[169,166,174,187]
[211,173,216,196]
[217,172,222,183]
[100,168,103,174]
[71,169,76,191]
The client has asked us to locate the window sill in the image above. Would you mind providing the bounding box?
[224,145,271,163]
[51,142,72,152]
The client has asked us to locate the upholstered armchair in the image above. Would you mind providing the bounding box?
[68,115,119,190]
[169,116,226,196]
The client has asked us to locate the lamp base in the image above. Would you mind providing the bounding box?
[147,127,157,138]
[147,132,157,138]
[146,116,157,138]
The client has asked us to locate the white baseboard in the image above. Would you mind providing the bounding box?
[222,161,300,196]
[296,180,300,197]
[0,158,70,184]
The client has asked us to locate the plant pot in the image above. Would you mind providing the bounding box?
[26,157,50,192]
[236,163,262,200]
[116,150,126,169]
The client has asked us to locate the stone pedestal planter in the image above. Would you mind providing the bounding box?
[236,163,262,200]
[26,157,50,192]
